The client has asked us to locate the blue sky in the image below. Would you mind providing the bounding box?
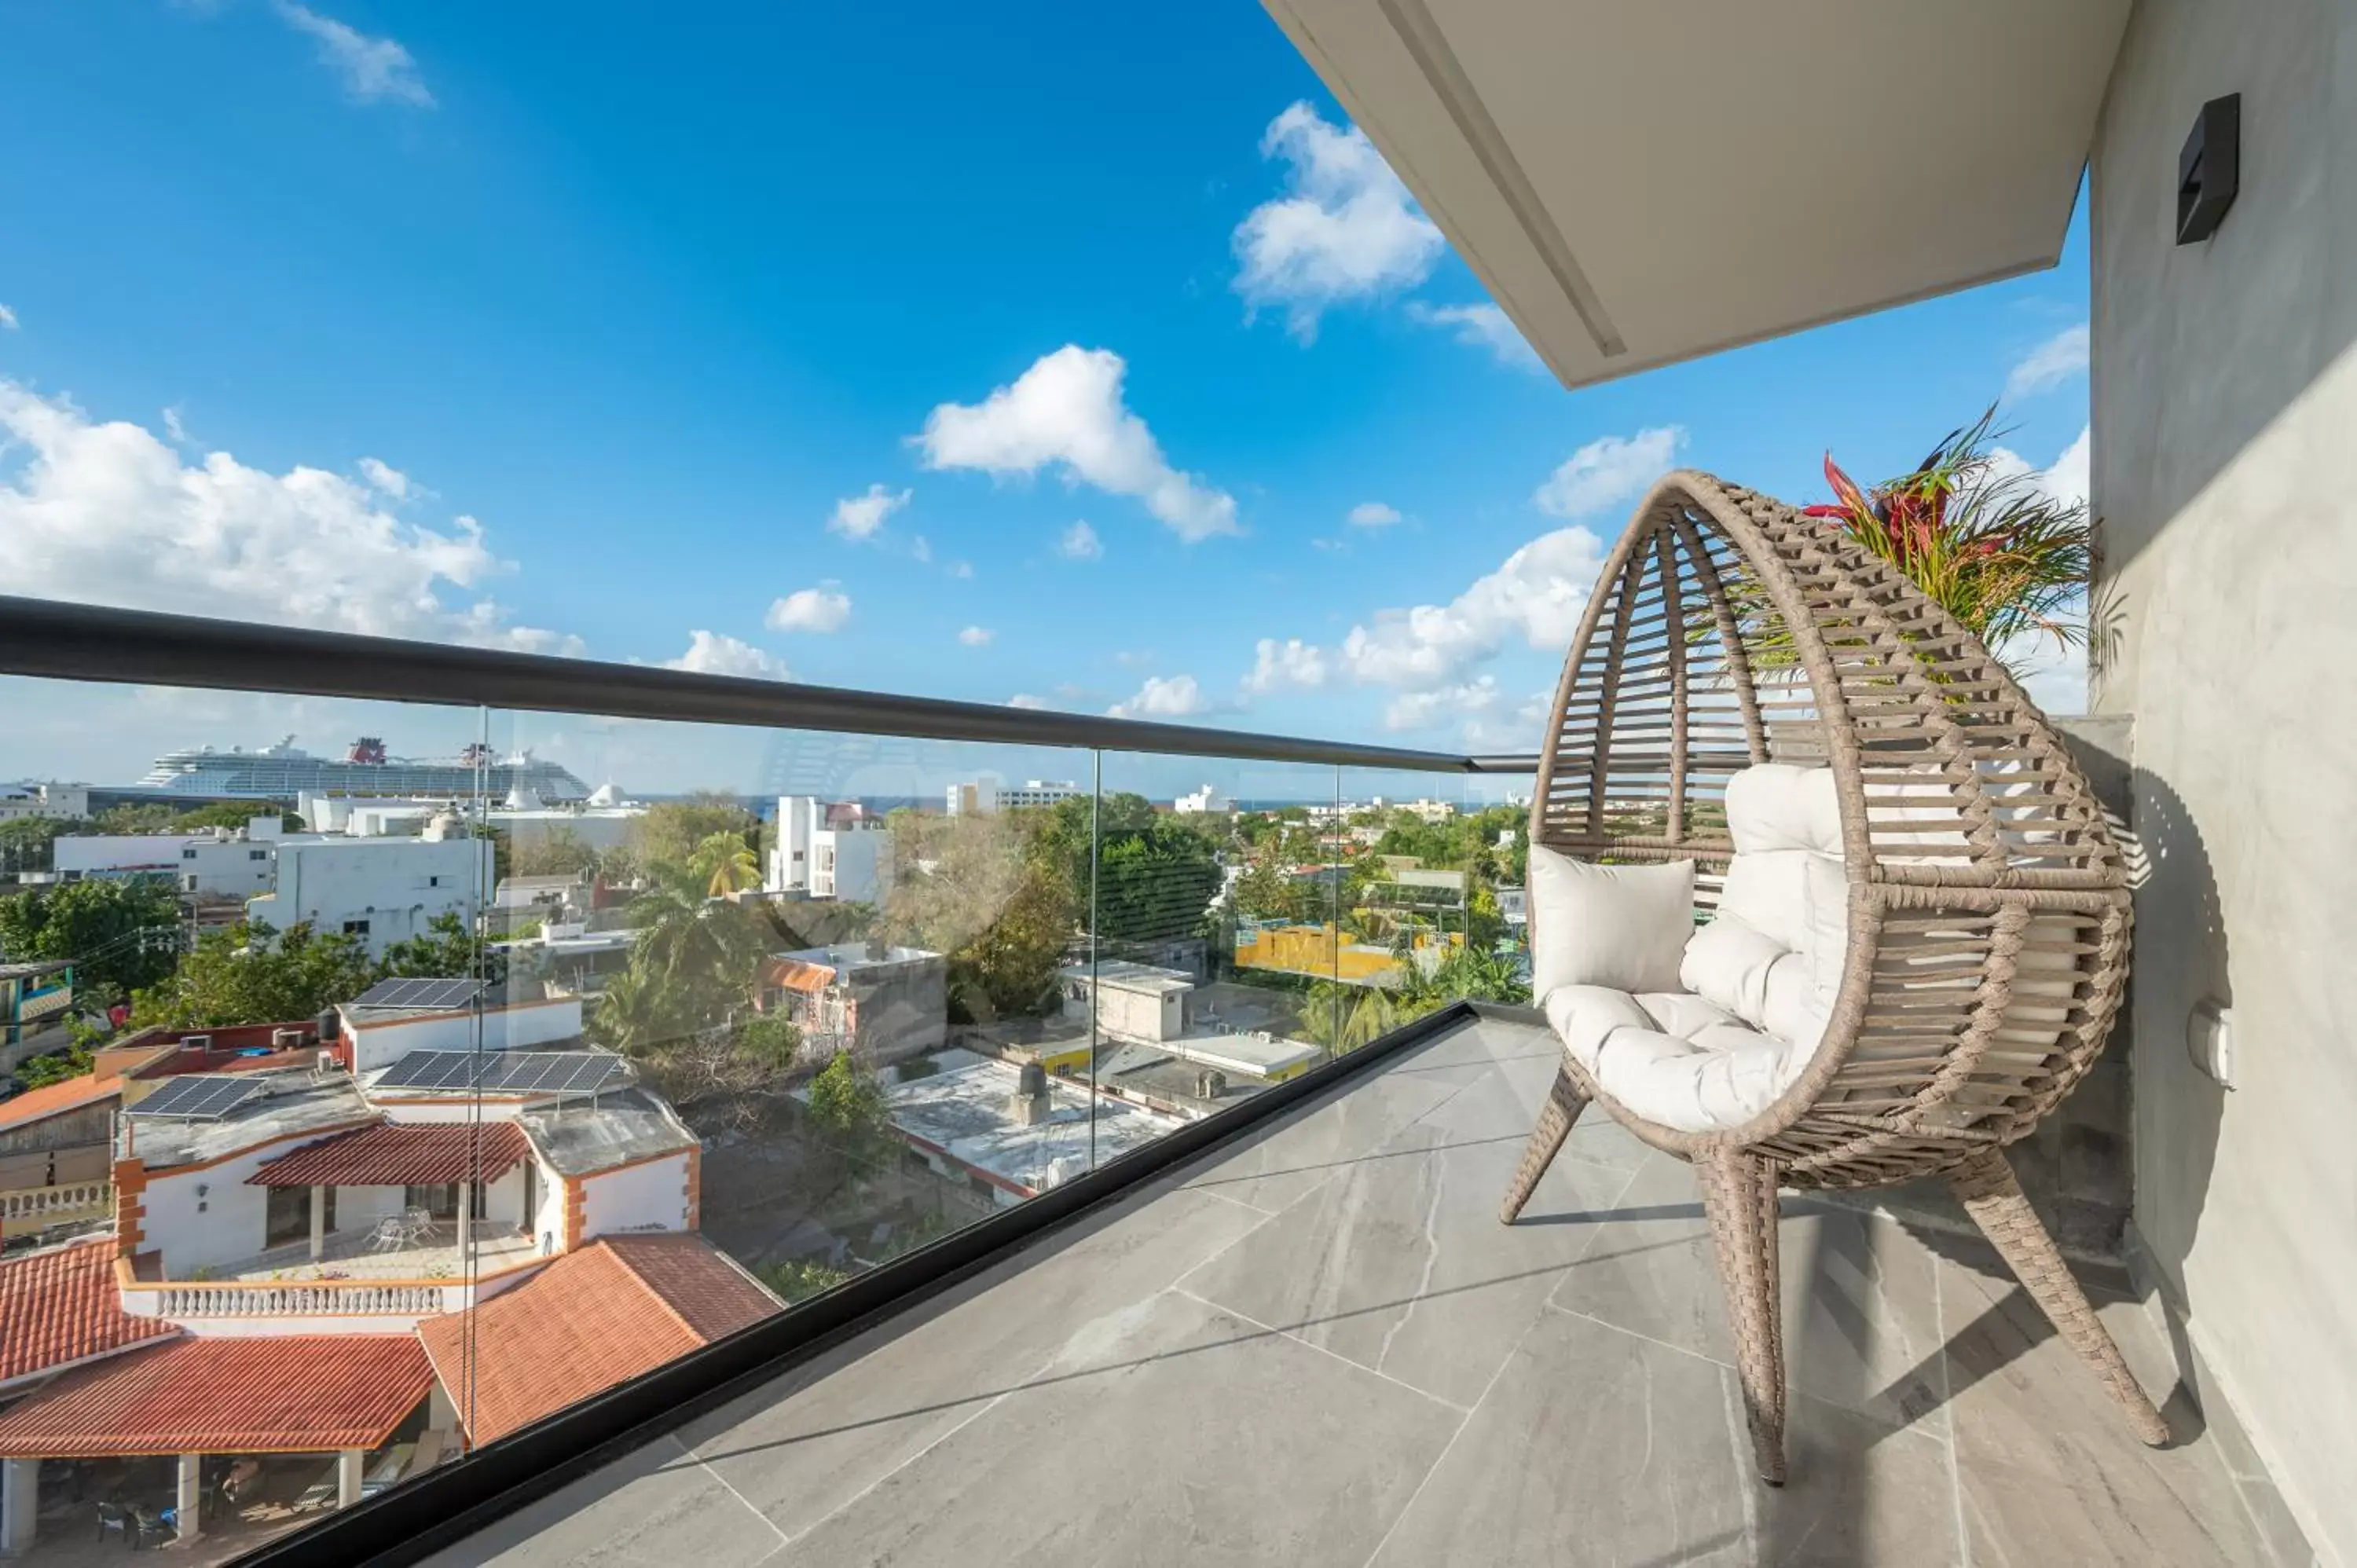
[0,1,2093,797]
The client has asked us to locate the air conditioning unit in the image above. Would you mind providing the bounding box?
[181,1034,214,1053]
[272,1028,306,1050]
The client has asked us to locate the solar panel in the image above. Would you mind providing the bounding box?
[129,1075,269,1120]
[350,976,481,1011]
[375,1050,628,1096]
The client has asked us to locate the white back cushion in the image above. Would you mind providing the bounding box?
[1528,847,1695,998]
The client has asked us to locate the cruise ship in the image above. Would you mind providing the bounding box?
[135,736,593,801]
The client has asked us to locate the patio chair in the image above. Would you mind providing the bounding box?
[95,1499,128,1544]
[1501,471,2166,1485]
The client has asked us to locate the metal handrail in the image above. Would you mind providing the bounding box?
[0,595,1540,775]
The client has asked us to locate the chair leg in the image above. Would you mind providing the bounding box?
[1949,1150,2170,1446]
[1498,1067,1587,1223]
[1696,1149,1787,1485]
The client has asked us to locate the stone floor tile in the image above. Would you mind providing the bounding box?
[787,1287,1461,1567]
[1369,1305,1962,1567]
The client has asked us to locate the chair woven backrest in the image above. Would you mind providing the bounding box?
[1530,472,2130,1186]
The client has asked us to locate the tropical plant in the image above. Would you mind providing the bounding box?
[1736,408,2091,680]
[758,1258,851,1305]
[804,1049,896,1178]
[0,875,184,997]
[130,919,379,1029]
[378,910,508,988]
[688,830,761,897]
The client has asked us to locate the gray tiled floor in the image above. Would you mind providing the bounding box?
[430,1018,2298,1568]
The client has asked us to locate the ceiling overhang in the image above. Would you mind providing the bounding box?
[1263,0,2131,387]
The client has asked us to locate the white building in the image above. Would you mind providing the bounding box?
[247,815,493,956]
[764,797,891,903]
[945,779,1080,815]
[0,784,88,823]
[1055,961,1322,1084]
[298,790,645,855]
[1173,784,1230,815]
[53,819,284,899]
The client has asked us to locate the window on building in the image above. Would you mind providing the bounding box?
[249,849,268,861]
[183,876,198,892]
[343,919,371,936]
[181,848,197,860]
[428,875,442,887]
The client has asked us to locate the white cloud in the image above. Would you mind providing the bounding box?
[2003,324,2091,402]
[829,482,910,542]
[1058,519,1102,560]
[1534,427,1685,519]
[1258,525,1609,697]
[357,456,410,500]
[1108,674,1209,720]
[1233,102,1443,339]
[958,625,993,647]
[666,631,791,681]
[948,560,974,579]
[0,304,16,331]
[1243,637,1330,694]
[1988,424,2091,511]
[765,584,852,634]
[1007,694,1050,710]
[0,377,577,652]
[1403,301,1543,369]
[917,346,1237,541]
[271,2,434,108]
[161,406,190,445]
[1384,676,1500,733]
[1347,501,1401,529]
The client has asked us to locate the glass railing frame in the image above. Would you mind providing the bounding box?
[0,595,1538,1567]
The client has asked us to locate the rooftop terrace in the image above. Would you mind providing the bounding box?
[431,1017,2299,1567]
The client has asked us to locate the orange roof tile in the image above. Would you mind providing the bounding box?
[0,1335,431,1457]
[416,1235,779,1445]
[0,1238,178,1390]
[0,1074,122,1134]
[768,959,834,995]
[249,1122,530,1188]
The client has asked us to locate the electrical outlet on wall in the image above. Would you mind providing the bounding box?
[2187,998,2236,1089]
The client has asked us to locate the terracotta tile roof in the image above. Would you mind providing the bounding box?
[0,1239,178,1390]
[768,959,833,995]
[0,1074,122,1134]
[248,1121,532,1188]
[0,1335,431,1457]
[416,1235,779,1445]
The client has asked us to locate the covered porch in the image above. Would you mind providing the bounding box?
[0,1335,435,1558]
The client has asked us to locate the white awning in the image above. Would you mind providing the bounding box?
[1263,0,2129,387]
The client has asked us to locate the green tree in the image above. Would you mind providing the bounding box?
[880,811,1076,1024]
[0,876,182,997]
[0,817,67,877]
[377,911,508,989]
[689,830,761,897]
[757,1258,849,1305]
[511,826,598,878]
[630,796,758,878]
[804,1050,895,1178]
[130,920,379,1029]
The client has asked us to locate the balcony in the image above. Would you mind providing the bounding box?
[120,1225,542,1323]
[432,1014,2288,1568]
[0,599,2315,1568]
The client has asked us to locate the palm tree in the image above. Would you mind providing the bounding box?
[689,831,761,898]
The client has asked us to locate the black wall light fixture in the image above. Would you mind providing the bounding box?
[2177,93,2240,244]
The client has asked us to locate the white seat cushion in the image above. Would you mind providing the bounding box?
[1543,982,1801,1134]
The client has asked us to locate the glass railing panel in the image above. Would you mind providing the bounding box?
[1332,764,1538,1035]
[447,707,1098,1434]
[0,673,497,1565]
[1082,755,1343,1149]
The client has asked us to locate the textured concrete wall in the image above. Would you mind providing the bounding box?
[2091,2,2357,1559]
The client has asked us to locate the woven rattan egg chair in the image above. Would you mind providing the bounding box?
[1500,471,2165,1485]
